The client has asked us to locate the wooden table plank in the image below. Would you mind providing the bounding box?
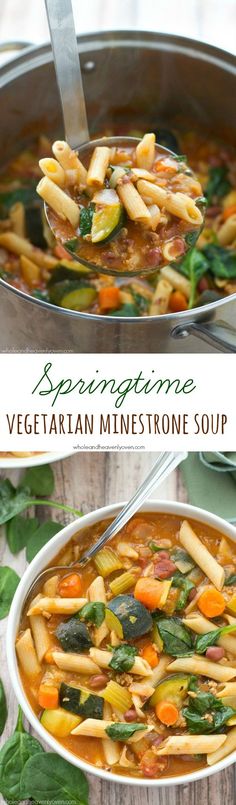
[0,452,235,804]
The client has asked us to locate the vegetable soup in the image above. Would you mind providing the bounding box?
[16,512,236,780]
[0,126,236,315]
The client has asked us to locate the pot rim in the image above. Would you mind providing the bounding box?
[6,498,236,787]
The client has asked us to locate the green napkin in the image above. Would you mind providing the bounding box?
[181,452,236,523]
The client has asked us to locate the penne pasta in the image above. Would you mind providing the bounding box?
[217,214,236,246]
[27,597,87,616]
[179,520,225,590]
[137,179,203,225]
[207,726,236,765]
[9,202,25,238]
[0,232,57,269]
[183,613,236,656]
[52,140,87,185]
[71,718,153,743]
[20,255,41,288]
[43,575,59,597]
[168,654,236,682]
[161,265,191,299]
[29,613,51,663]
[87,146,110,188]
[88,575,109,646]
[155,735,226,756]
[149,277,173,316]
[102,702,121,765]
[117,181,151,224]
[136,133,156,171]
[89,648,152,677]
[216,683,236,698]
[52,650,100,674]
[39,157,66,186]
[37,177,80,228]
[151,655,171,687]
[16,629,41,677]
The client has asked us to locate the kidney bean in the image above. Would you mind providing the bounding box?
[188,587,197,602]
[198,277,209,293]
[89,674,108,689]
[206,205,222,217]
[148,734,164,747]
[124,708,137,722]
[140,749,168,777]
[205,646,225,661]
[156,551,170,560]
[154,559,176,579]
[146,247,162,266]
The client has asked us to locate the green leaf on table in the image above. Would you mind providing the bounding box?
[0,479,30,525]
[156,616,194,657]
[203,244,236,279]
[26,520,63,562]
[105,723,146,741]
[0,680,7,736]
[6,515,39,554]
[20,463,55,497]
[109,644,137,672]
[0,706,44,803]
[0,567,20,619]
[20,751,89,805]
[205,165,231,205]
[183,690,236,734]
[195,623,236,654]
[175,247,209,308]
[78,601,105,627]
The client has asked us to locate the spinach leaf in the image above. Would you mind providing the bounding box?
[0,480,30,525]
[0,707,43,803]
[0,183,37,217]
[21,463,55,497]
[21,751,89,804]
[78,601,105,627]
[64,236,79,252]
[0,680,7,735]
[6,515,39,554]
[175,248,209,308]
[225,573,236,586]
[80,203,95,237]
[195,623,236,654]
[26,520,63,562]
[203,244,236,279]
[109,644,137,672]
[149,541,164,553]
[205,165,231,205]
[183,690,236,734]
[172,573,195,610]
[105,723,146,741]
[110,303,138,317]
[156,616,194,657]
[0,567,20,618]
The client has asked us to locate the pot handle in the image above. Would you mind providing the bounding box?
[171,319,236,353]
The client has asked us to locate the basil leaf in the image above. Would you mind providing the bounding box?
[0,567,20,619]
[195,623,236,654]
[105,723,145,741]
[78,601,105,627]
[205,165,231,205]
[183,691,236,734]
[26,520,63,562]
[109,644,137,672]
[21,464,55,497]
[6,515,39,554]
[203,244,236,279]
[156,616,194,657]
[175,248,208,308]
[0,707,43,803]
[172,573,195,610]
[0,680,7,736]
[20,751,89,805]
[225,573,236,586]
[80,203,95,238]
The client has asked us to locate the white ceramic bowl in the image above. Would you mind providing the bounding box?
[0,451,74,469]
[6,500,236,787]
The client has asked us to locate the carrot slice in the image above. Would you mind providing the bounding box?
[134,578,166,610]
[222,205,236,220]
[156,700,179,726]
[197,587,226,618]
[38,684,59,709]
[169,291,188,313]
[141,644,159,668]
[98,286,120,312]
[58,572,82,598]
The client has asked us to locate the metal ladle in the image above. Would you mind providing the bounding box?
[25,451,187,603]
[44,0,204,276]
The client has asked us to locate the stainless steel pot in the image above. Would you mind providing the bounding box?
[0,31,236,353]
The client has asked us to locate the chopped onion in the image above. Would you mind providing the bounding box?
[92,188,120,206]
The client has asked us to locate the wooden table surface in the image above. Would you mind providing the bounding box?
[0,452,235,804]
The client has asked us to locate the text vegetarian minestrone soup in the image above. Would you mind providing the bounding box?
[16,513,236,779]
[0,126,236,316]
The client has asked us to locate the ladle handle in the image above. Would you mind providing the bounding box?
[45,0,89,147]
[79,451,187,563]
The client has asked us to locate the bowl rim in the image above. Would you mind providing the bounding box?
[6,498,236,787]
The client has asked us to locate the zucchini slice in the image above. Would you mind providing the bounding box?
[91,203,123,244]
[150,673,190,708]
[105,594,152,640]
[60,286,97,310]
[59,682,103,719]
[55,618,93,653]
[41,707,81,738]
